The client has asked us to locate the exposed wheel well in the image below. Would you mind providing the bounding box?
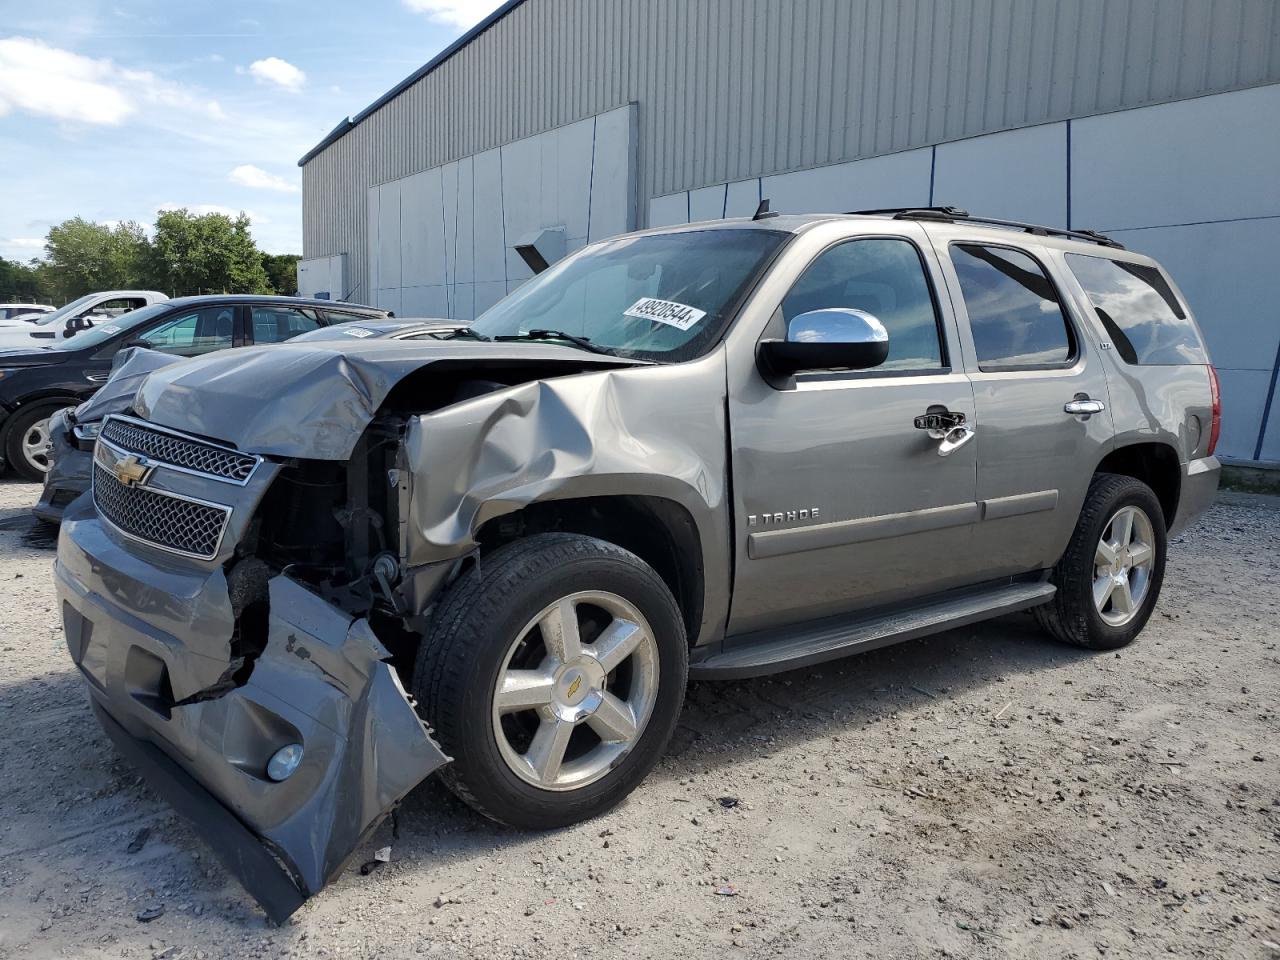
[474,496,705,645]
[1095,443,1180,526]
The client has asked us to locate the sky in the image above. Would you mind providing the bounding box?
[0,0,506,262]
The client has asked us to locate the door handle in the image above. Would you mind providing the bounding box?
[1064,397,1106,416]
[937,425,975,457]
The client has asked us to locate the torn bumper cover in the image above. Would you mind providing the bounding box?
[55,516,449,922]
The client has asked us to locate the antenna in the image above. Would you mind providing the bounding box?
[752,198,777,221]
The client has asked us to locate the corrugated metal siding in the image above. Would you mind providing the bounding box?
[303,0,1280,303]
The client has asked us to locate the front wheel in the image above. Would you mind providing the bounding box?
[413,533,688,829]
[4,401,70,482]
[1035,473,1167,650]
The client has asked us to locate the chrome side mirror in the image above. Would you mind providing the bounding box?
[757,308,890,379]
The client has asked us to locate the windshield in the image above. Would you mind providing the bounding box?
[469,228,789,361]
[50,302,172,351]
[32,294,100,327]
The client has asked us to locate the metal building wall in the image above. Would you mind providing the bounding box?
[301,0,1280,304]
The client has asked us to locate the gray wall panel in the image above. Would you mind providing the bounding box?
[305,0,1280,306]
[933,123,1068,226]
[1072,83,1280,230]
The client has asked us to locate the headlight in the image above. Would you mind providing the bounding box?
[73,421,102,441]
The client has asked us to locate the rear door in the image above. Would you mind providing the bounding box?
[927,233,1114,577]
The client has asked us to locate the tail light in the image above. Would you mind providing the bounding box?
[1206,365,1221,456]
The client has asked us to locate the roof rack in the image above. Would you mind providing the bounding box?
[846,206,1124,249]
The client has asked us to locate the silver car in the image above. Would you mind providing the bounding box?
[54,208,1220,920]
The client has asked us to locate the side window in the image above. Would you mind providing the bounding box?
[323,310,377,326]
[781,237,944,370]
[950,244,1073,368]
[137,307,235,356]
[252,306,322,344]
[1065,254,1207,365]
[85,297,146,320]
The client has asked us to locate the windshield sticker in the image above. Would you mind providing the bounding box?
[342,327,376,338]
[98,324,121,335]
[623,298,707,331]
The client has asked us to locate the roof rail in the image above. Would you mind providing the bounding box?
[846,206,1125,249]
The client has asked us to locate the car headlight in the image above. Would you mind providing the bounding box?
[73,421,102,442]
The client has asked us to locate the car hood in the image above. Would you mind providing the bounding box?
[133,339,645,460]
[74,346,185,423]
[0,346,62,367]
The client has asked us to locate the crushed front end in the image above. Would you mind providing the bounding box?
[55,413,449,923]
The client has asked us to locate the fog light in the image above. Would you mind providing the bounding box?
[266,743,304,782]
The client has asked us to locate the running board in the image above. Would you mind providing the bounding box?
[690,581,1056,680]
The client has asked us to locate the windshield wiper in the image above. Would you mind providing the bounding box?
[493,329,615,356]
[444,326,492,342]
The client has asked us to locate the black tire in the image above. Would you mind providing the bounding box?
[1035,473,1167,650]
[413,532,688,830]
[4,401,71,482]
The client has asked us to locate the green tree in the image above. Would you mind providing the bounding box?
[0,256,47,302]
[147,208,271,295]
[261,252,301,295]
[42,218,150,300]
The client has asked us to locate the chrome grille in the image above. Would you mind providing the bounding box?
[100,418,257,483]
[93,463,230,559]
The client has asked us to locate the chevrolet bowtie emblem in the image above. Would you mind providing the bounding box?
[112,454,151,487]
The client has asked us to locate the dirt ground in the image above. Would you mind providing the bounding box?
[0,478,1277,960]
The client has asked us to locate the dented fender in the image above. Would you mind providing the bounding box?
[401,354,733,644]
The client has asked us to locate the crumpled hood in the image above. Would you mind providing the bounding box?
[133,339,641,459]
[75,346,184,422]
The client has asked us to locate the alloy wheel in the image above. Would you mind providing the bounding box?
[1093,504,1156,627]
[21,416,54,475]
[491,590,660,792]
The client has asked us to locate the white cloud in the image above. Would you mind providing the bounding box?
[7,237,45,249]
[0,36,134,124]
[0,35,229,129]
[229,164,299,193]
[246,56,305,92]
[401,0,505,29]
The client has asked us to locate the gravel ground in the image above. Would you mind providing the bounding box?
[0,478,1277,960]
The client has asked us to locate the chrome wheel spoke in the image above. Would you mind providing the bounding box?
[496,670,556,713]
[589,619,645,674]
[1095,538,1119,567]
[1111,578,1135,616]
[1113,509,1135,549]
[525,717,575,784]
[1093,575,1116,612]
[539,598,582,663]
[586,691,638,744]
[1128,542,1153,567]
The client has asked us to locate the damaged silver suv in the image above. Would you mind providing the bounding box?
[55,208,1221,920]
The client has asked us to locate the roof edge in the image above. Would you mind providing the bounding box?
[298,0,530,167]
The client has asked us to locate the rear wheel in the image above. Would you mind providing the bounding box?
[1035,473,1167,649]
[413,533,688,829]
[5,401,71,482]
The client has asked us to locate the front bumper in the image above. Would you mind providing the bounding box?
[32,410,91,523]
[1170,455,1221,537]
[56,511,450,923]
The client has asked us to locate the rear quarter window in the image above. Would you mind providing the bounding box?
[1065,254,1207,365]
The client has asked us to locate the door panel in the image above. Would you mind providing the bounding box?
[930,234,1114,575]
[726,228,981,635]
[728,374,979,633]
